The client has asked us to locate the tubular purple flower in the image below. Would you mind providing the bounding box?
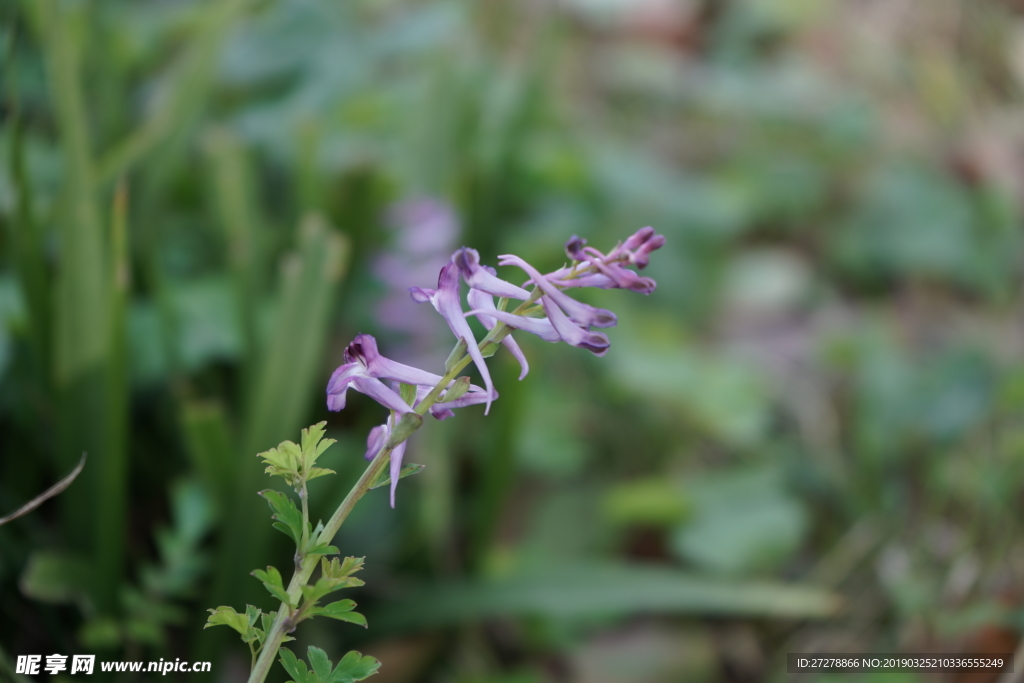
[540,296,610,356]
[464,306,561,342]
[327,334,448,413]
[409,262,495,415]
[361,420,408,508]
[454,248,531,300]
[467,286,530,380]
[415,382,499,420]
[497,254,618,328]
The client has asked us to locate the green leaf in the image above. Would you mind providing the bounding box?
[369,463,425,490]
[19,551,90,605]
[304,542,340,557]
[305,466,336,483]
[252,566,292,606]
[307,647,333,680]
[321,557,366,585]
[259,440,303,488]
[205,605,262,645]
[300,422,333,464]
[259,490,304,546]
[278,648,316,683]
[308,600,367,628]
[326,651,381,683]
[204,606,247,634]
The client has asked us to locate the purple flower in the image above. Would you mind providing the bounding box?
[414,381,498,421]
[327,334,445,413]
[454,248,531,300]
[467,281,530,380]
[363,419,409,508]
[497,254,618,328]
[409,262,496,414]
[330,227,665,509]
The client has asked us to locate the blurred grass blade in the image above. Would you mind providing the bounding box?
[374,563,842,632]
[31,0,122,612]
[203,128,262,367]
[180,399,235,511]
[96,0,249,184]
[0,454,86,527]
[97,180,130,603]
[212,213,349,607]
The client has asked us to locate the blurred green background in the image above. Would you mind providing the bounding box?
[3,0,1024,681]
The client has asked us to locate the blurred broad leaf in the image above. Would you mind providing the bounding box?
[671,466,808,576]
[19,551,90,605]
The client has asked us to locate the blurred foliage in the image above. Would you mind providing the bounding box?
[3,0,1024,681]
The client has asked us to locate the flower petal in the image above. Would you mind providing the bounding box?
[351,376,415,413]
[326,363,362,411]
[422,262,495,415]
[454,248,531,300]
[467,288,530,380]
[465,307,561,342]
[389,438,409,508]
[364,425,387,461]
[540,296,610,356]
[347,334,448,387]
[497,254,618,328]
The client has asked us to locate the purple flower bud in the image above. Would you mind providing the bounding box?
[565,235,588,261]
[539,296,610,356]
[622,226,656,252]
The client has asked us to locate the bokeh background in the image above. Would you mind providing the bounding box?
[3,0,1024,681]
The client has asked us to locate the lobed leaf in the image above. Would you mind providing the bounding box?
[252,565,292,606]
[259,490,304,546]
[308,600,367,628]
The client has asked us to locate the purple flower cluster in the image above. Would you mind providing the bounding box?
[327,228,664,506]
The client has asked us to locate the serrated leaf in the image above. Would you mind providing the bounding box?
[252,566,292,606]
[305,466,336,483]
[204,606,247,633]
[308,646,333,680]
[309,600,367,627]
[369,463,425,490]
[259,441,303,487]
[278,647,316,683]
[304,542,339,557]
[205,605,261,644]
[327,651,381,683]
[260,490,304,546]
[321,556,366,583]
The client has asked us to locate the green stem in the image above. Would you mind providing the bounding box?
[246,289,546,683]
